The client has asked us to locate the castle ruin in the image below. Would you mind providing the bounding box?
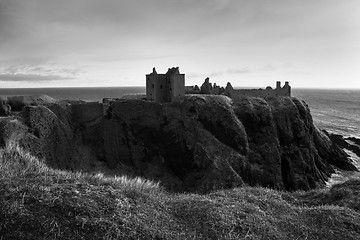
[146,67,291,103]
[146,67,185,103]
[225,81,291,98]
[187,78,291,99]
[68,68,291,124]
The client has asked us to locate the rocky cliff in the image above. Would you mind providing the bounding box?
[0,95,356,193]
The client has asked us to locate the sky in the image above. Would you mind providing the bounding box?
[0,0,359,89]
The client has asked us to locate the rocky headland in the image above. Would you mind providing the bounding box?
[325,131,360,160]
[0,94,357,193]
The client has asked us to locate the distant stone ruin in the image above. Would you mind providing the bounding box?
[146,67,185,103]
[225,81,291,98]
[200,77,225,95]
[145,67,291,103]
[186,78,291,98]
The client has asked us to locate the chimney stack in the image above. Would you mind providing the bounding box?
[276,81,281,89]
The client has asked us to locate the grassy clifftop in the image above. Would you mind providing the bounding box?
[1,144,360,240]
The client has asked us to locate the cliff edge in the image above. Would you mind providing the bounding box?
[0,95,356,193]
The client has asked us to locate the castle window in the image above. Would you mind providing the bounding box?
[152,84,154,88]
[160,85,163,89]
[170,88,172,91]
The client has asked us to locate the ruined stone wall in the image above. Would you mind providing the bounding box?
[276,82,291,97]
[146,74,167,102]
[155,75,167,103]
[228,88,284,98]
[170,74,185,101]
[224,81,291,101]
[230,89,275,98]
[146,75,155,101]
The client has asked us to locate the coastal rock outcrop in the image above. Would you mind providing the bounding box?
[7,95,57,111]
[76,95,356,192]
[324,131,360,163]
[0,98,11,116]
[236,97,337,190]
[0,105,81,169]
[84,97,245,192]
[0,95,356,193]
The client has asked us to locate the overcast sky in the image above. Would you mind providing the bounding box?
[0,0,359,88]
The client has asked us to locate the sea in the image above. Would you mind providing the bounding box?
[292,88,360,185]
[292,89,360,139]
[0,87,359,185]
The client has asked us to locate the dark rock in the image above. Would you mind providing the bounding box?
[97,98,245,192]
[0,98,11,116]
[19,106,81,169]
[0,95,356,193]
[7,95,57,111]
[315,130,357,171]
[347,137,360,147]
[325,131,360,162]
[233,97,336,191]
[79,96,356,192]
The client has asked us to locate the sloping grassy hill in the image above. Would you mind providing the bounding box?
[1,144,360,240]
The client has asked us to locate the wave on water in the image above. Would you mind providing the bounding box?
[293,88,360,139]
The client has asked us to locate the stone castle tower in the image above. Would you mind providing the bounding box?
[275,81,291,97]
[146,67,185,103]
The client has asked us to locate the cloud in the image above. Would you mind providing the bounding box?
[187,67,250,80]
[211,67,250,77]
[0,64,81,81]
[258,64,276,72]
[0,73,73,82]
[0,56,55,66]
[0,0,359,88]
[282,63,293,69]
[186,72,204,79]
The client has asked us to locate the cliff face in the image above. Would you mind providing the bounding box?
[0,95,356,193]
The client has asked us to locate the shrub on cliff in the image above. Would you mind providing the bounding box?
[0,145,360,239]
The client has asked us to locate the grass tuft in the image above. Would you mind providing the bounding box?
[0,141,49,178]
[86,173,162,194]
[1,144,360,239]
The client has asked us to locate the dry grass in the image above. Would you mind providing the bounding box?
[1,144,360,239]
[0,142,50,177]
